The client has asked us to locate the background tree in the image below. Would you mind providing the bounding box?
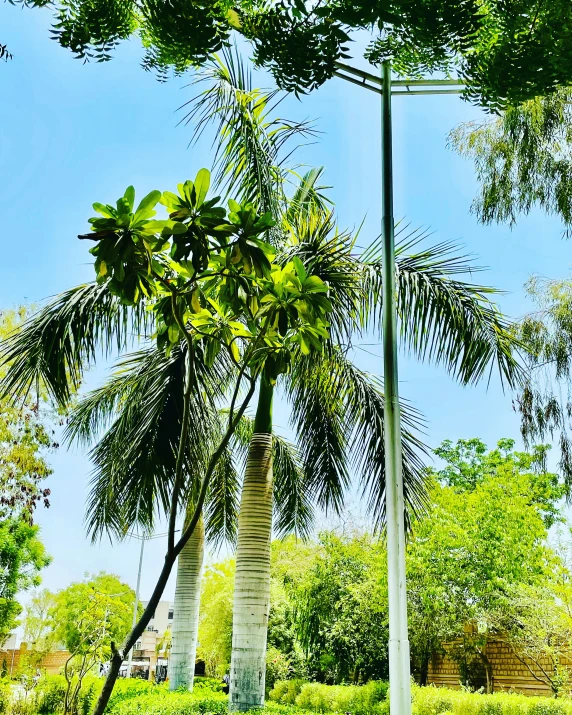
[198,558,236,677]
[22,588,57,662]
[406,438,563,689]
[51,573,134,715]
[8,0,572,108]
[0,519,50,645]
[0,308,55,523]
[449,92,572,235]
[293,532,388,685]
[487,579,572,697]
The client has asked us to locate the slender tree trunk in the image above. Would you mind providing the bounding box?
[419,653,429,686]
[229,377,274,712]
[169,513,205,691]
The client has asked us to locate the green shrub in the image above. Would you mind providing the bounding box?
[0,679,11,714]
[106,677,157,709]
[294,681,388,714]
[107,691,227,715]
[269,680,307,705]
[78,677,100,715]
[266,649,292,693]
[411,685,572,715]
[36,675,67,714]
[193,677,225,693]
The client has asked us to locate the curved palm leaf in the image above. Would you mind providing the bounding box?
[287,347,428,528]
[67,345,235,542]
[0,282,151,406]
[362,225,524,389]
[280,206,362,344]
[181,46,316,219]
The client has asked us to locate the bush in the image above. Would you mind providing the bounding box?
[269,680,307,705]
[0,679,11,714]
[107,691,227,715]
[193,677,225,693]
[294,681,388,714]
[411,685,572,715]
[106,677,157,709]
[266,649,292,692]
[36,675,67,714]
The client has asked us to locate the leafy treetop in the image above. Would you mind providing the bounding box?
[81,167,332,383]
[428,437,566,527]
[0,519,50,642]
[10,0,572,110]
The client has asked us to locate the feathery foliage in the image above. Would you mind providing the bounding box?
[364,225,523,388]
[516,276,572,486]
[12,0,572,108]
[449,89,572,234]
[0,283,151,406]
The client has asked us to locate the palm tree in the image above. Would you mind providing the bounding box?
[185,49,523,711]
[62,343,313,693]
[167,510,204,690]
[0,50,522,713]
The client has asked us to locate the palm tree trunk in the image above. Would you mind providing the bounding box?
[229,377,274,712]
[169,512,205,691]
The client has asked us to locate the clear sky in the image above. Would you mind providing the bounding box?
[2,6,570,609]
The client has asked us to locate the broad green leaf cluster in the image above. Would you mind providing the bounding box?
[82,167,331,376]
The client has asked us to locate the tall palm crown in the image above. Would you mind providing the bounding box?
[0,48,523,542]
[0,47,522,712]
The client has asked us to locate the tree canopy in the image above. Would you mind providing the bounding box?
[0,519,50,643]
[9,0,572,109]
[0,308,55,523]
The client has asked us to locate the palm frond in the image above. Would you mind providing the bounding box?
[287,348,429,527]
[0,282,151,407]
[180,46,316,219]
[72,345,231,542]
[286,353,351,515]
[362,225,524,388]
[285,167,332,223]
[273,434,314,539]
[205,442,241,549]
[281,207,362,343]
[327,352,429,530]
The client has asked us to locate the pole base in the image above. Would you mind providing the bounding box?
[388,638,412,715]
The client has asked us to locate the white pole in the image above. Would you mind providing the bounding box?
[126,536,145,679]
[381,59,412,715]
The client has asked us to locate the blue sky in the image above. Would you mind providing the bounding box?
[2,5,570,608]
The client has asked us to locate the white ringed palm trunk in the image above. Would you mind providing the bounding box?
[169,512,205,691]
[229,433,273,711]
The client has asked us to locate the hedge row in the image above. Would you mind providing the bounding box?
[411,685,572,715]
[269,680,389,714]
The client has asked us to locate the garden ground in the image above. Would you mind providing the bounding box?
[4,676,572,715]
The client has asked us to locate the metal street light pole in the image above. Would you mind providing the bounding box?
[335,60,463,715]
[124,529,180,679]
[126,535,146,680]
[380,58,411,715]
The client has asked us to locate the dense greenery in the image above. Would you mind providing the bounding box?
[193,436,566,691]
[9,676,572,715]
[9,0,572,108]
[0,519,50,643]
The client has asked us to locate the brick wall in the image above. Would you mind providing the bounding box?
[427,638,564,696]
[0,644,71,676]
